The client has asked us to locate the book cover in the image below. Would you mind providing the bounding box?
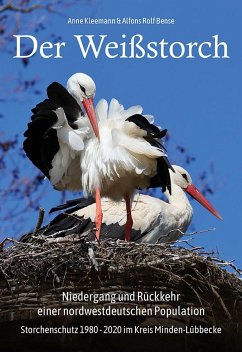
[0,1,241,351]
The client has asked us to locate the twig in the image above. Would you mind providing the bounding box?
[209,284,232,320]
[34,208,45,234]
[167,227,216,237]
[184,228,216,236]
[209,257,242,275]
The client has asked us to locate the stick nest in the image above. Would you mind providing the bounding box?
[0,230,241,327]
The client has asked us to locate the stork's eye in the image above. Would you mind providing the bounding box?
[182,173,189,182]
[79,85,86,95]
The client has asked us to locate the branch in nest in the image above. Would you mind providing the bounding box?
[33,207,45,234]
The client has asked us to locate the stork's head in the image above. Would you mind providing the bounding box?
[171,165,222,220]
[67,73,96,101]
[67,73,99,141]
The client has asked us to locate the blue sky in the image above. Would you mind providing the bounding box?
[1,0,242,269]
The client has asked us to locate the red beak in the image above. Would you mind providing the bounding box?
[185,184,223,220]
[82,97,100,142]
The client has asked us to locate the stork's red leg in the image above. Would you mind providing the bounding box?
[95,188,103,240]
[125,194,133,242]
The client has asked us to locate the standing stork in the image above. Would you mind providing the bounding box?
[80,97,173,240]
[23,73,173,241]
[43,165,222,243]
[23,73,98,190]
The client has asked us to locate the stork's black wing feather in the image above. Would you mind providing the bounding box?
[42,213,151,241]
[126,114,167,154]
[49,197,95,214]
[126,114,160,134]
[38,198,149,241]
[47,82,83,123]
[44,198,95,237]
[23,127,59,178]
[23,81,83,178]
[126,114,173,194]
[148,157,172,193]
[43,213,92,238]
[20,198,95,242]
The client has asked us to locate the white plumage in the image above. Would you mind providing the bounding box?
[49,112,91,190]
[49,98,166,197]
[72,192,192,243]
[81,98,166,200]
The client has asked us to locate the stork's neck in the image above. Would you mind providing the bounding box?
[151,184,193,243]
[165,184,193,219]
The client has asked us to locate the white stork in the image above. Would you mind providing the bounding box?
[23,73,98,191]
[23,73,173,241]
[45,165,222,243]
